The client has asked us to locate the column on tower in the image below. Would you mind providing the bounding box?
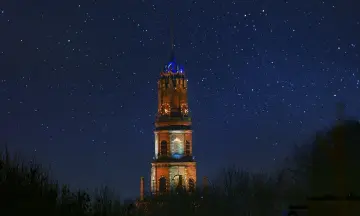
[140,177,144,201]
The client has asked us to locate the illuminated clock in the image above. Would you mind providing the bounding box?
[161,103,170,115]
[181,103,189,115]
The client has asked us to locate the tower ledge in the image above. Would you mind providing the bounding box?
[155,117,191,128]
[152,156,195,163]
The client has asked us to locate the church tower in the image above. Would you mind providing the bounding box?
[149,51,196,194]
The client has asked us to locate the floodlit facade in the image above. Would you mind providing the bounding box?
[140,52,196,197]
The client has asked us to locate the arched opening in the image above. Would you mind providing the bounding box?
[185,140,191,155]
[173,175,185,192]
[159,177,167,193]
[188,178,195,192]
[160,140,167,156]
[173,175,183,187]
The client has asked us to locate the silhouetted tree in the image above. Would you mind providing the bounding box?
[287,120,360,198]
[0,149,120,216]
[92,186,123,216]
[282,120,360,215]
[0,150,58,215]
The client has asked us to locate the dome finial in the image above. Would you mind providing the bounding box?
[169,0,175,63]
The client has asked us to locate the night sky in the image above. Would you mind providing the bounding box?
[1,0,359,199]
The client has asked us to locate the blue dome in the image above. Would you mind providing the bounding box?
[164,61,184,73]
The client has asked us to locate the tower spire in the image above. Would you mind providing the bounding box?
[169,0,175,62]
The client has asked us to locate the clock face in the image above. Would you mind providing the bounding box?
[161,103,171,115]
[181,103,189,115]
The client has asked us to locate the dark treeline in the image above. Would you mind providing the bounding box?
[1,120,360,216]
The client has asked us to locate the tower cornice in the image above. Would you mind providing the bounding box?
[151,162,196,167]
[155,120,191,128]
[154,130,192,134]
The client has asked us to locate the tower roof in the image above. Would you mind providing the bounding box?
[164,56,183,74]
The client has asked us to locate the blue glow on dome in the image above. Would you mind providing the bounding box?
[164,61,184,73]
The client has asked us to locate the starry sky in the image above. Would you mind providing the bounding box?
[0,0,359,199]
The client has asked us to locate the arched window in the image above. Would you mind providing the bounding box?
[159,177,167,193]
[185,141,191,155]
[188,178,195,192]
[160,140,167,156]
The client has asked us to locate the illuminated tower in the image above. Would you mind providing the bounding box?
[150,51,196,194]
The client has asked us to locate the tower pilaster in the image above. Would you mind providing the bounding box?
[140,177,144,201]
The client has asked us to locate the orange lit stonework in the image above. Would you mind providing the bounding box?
[148,59,196,194]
